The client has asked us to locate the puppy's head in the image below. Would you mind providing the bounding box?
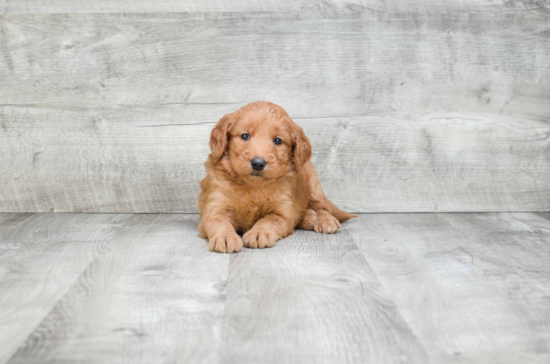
[209,101,312,180]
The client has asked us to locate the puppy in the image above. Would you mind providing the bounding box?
[198,101,356,253]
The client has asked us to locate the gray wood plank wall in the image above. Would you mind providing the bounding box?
[1,1,549,13]
[1,2,549,212]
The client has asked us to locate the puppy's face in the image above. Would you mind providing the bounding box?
[209,102,312,181]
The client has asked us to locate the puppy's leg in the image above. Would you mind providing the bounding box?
[304,165,341,234]
[243,214,294,249]
[314,210,340,234]
[199,214,242,253]
[297,209,317,230]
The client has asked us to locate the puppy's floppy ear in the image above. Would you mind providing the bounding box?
[292,123,312,172]
[209,113,233,160]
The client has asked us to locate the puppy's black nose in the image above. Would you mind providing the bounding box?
[251,157,267,171]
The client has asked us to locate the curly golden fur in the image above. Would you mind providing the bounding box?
[198,101,356,253]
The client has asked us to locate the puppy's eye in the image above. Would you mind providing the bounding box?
[273,137,282,145]
[241,133,250,141]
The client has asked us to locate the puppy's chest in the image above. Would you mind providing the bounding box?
[228,186,291,230]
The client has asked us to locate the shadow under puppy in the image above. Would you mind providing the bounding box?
[199,101,356,253]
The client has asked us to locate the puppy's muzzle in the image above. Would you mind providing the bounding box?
[250,157,267,171]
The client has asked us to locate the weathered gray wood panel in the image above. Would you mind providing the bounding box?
[221,228,428,364]
[0,213,131,364]
[1,10,549,212]
[1,107,548,212]
[7,214,230,364]
[1,0,549,13]
[1,12,549,117]
[345,213,550,364]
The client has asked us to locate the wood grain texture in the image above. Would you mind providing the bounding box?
[1,12,549,117]
[1,212,550,363]
[1,10,549,213]
[0,213,131,364]
[1,108,548,213]
[221,228,428,364]
[7,214,230,364]
[345,213,550,364]
[1,0,549,13]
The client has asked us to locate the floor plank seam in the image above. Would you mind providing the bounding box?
[3,214,135,363]
[340,224,431,361]
[217,255,233,364]
[5,262,93,363]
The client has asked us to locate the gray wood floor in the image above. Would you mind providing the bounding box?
[1,212,549,364]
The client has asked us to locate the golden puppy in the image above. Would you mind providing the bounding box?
[198,101,356,253]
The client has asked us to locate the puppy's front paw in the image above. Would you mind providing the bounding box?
[209,232,243,253]
[243,227,279,249]
[314,212,340,234]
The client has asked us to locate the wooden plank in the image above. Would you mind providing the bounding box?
[1,107,549,213]
[0,212,34,237]
[441,212,550,285]
[1,0,548,13]
[7,214,230,364]
[0,213,131,364]
[0,105,214,213]
[345,213,550,364]
[221,228,428,364]
[1,12,549,118]
[535,212,550,222]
